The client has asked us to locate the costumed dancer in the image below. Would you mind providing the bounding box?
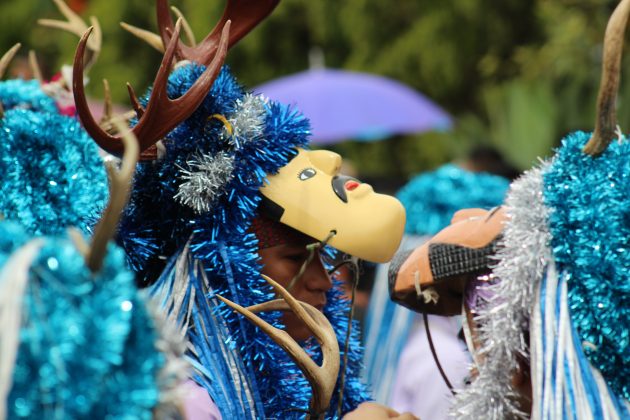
[363,163,510,420]
[0,104,186,418]
[390,1,630,417]
[70,1,406,418]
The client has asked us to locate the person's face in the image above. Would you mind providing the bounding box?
[258,234,333,342]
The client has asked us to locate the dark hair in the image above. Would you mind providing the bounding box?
[466,146,520,180]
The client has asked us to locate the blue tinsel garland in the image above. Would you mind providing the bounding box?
[119,64,369,418]
[0,79,107,236]
[397,164,510,235]
[0,79,58,114]
[1,222,167,419]
[542,132,630,401]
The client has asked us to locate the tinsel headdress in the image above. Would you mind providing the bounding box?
[0,44,107,236]
[453,2,630,418]
[72,1,369,417]
[397,163,511,236]
[0,127,185,419]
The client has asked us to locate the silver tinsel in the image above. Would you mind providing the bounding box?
[143,290,189,420]
[220,94,266,149]
[452,162,553,419]
[174,151,235,214]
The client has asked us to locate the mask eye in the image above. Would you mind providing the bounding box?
[299,168,317,181]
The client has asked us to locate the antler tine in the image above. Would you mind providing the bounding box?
[86,119,139,273]
[217,275,340,418]
[126,83,145,118]
[0,43,21,118]
[170,6,197,47]
[0,43,21,80]
[39,0,101,69]
[73,20,230,158]
[120,22,165,53]
[585,0,630,156]
[260,274,325,337]
[100,78,113,124]
[28,50,44,83]
[157,0,279,65]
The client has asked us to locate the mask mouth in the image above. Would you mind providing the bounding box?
[332,175,360,203]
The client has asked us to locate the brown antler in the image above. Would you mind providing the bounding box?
[73,19,231,158]
[157,0,279,65]
[217,274,340,419]
[585,0,630,156]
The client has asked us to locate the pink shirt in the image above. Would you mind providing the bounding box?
[182,381,223,420]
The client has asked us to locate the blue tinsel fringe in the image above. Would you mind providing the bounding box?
[542,132,630,401]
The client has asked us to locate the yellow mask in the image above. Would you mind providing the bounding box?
[260,148,405,263]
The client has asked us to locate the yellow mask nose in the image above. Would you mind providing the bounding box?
[306,150,342,176]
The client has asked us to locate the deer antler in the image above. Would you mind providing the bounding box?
[0,43,21,81]
[156,0,279,65]
[0,43,22,118]
[120,22,165,53]
[216,274,340,419]
[121,5,196,54]
[69,119,138,271]
[585,0,630,156]
[28,50,44,83]
[39,0,102,70]
[73,19,231,158]
[89,120,139,272]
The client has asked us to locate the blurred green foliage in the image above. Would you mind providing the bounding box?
[1,0,629,182]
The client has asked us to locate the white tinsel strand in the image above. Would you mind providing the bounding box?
[174,151,235,214]
[533,263,627,420]
[220,94,267,149]
[452,162,553,419]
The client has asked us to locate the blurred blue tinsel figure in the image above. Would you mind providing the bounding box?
[0,220,184,419]
[0,74,182,419]
[0,78,107,236]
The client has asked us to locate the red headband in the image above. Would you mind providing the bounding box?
[250,214,310,249]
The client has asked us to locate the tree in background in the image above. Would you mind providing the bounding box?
[1,0,626,180]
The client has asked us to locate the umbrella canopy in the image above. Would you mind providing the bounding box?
[254,68,452,144]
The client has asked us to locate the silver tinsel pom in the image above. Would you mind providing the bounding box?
[174,151,235,214]
[452,162,553,419]
[220,94,266,149]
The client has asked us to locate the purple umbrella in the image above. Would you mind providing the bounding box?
[254,68,452,144]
